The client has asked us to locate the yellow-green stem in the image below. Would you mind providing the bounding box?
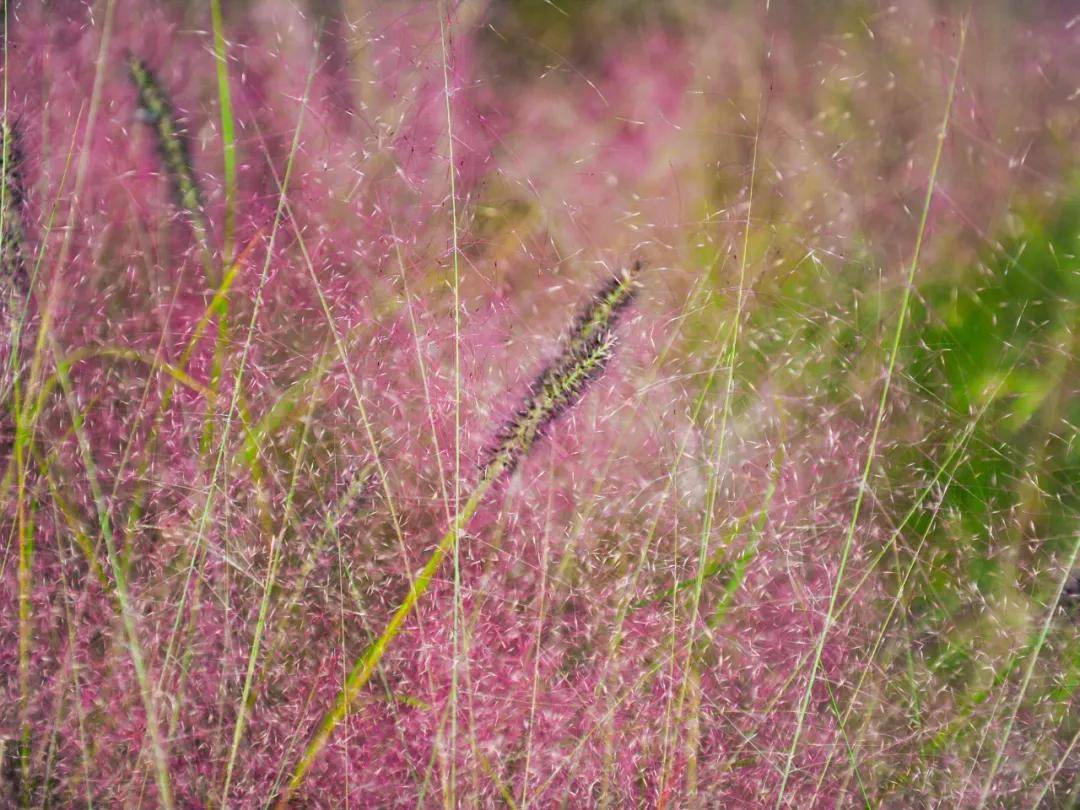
[278,481,492,806]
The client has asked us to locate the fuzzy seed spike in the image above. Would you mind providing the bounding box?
[483,258,645,482]
[0,117,27,299]
[128,55,215,284]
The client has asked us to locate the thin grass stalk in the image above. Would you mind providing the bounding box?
[436,6,466,800]
[390,212,452,523]
[5,138,80,799]
[221,362,319,802]
[519,452,557,809]
[123,237,269,800]
[233,141,454,797]
[413,485,518,806]
[209,0,236,262]
[1030,723,1080,806]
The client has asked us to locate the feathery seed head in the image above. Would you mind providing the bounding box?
[0,117,27,299]
[483,258,645,482]
[127,54,210,264]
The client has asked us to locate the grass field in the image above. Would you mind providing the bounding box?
[1,1,1077,806]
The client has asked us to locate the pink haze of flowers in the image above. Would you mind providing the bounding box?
[1,1,1077,807]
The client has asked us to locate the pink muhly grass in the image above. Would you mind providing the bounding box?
[1,2,1077,807]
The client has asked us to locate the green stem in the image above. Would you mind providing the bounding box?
[279,481,492,805]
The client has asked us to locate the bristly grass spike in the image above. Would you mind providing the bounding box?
[483,257,646,484]
[0,116,27,301]
[127,53,216,286]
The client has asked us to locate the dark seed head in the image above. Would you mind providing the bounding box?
[481,259,645,482]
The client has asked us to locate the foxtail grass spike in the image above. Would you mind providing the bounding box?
[1,117,28,300]
[278,259,645,806]
[483,258,645,483]
[128,55,216,284]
